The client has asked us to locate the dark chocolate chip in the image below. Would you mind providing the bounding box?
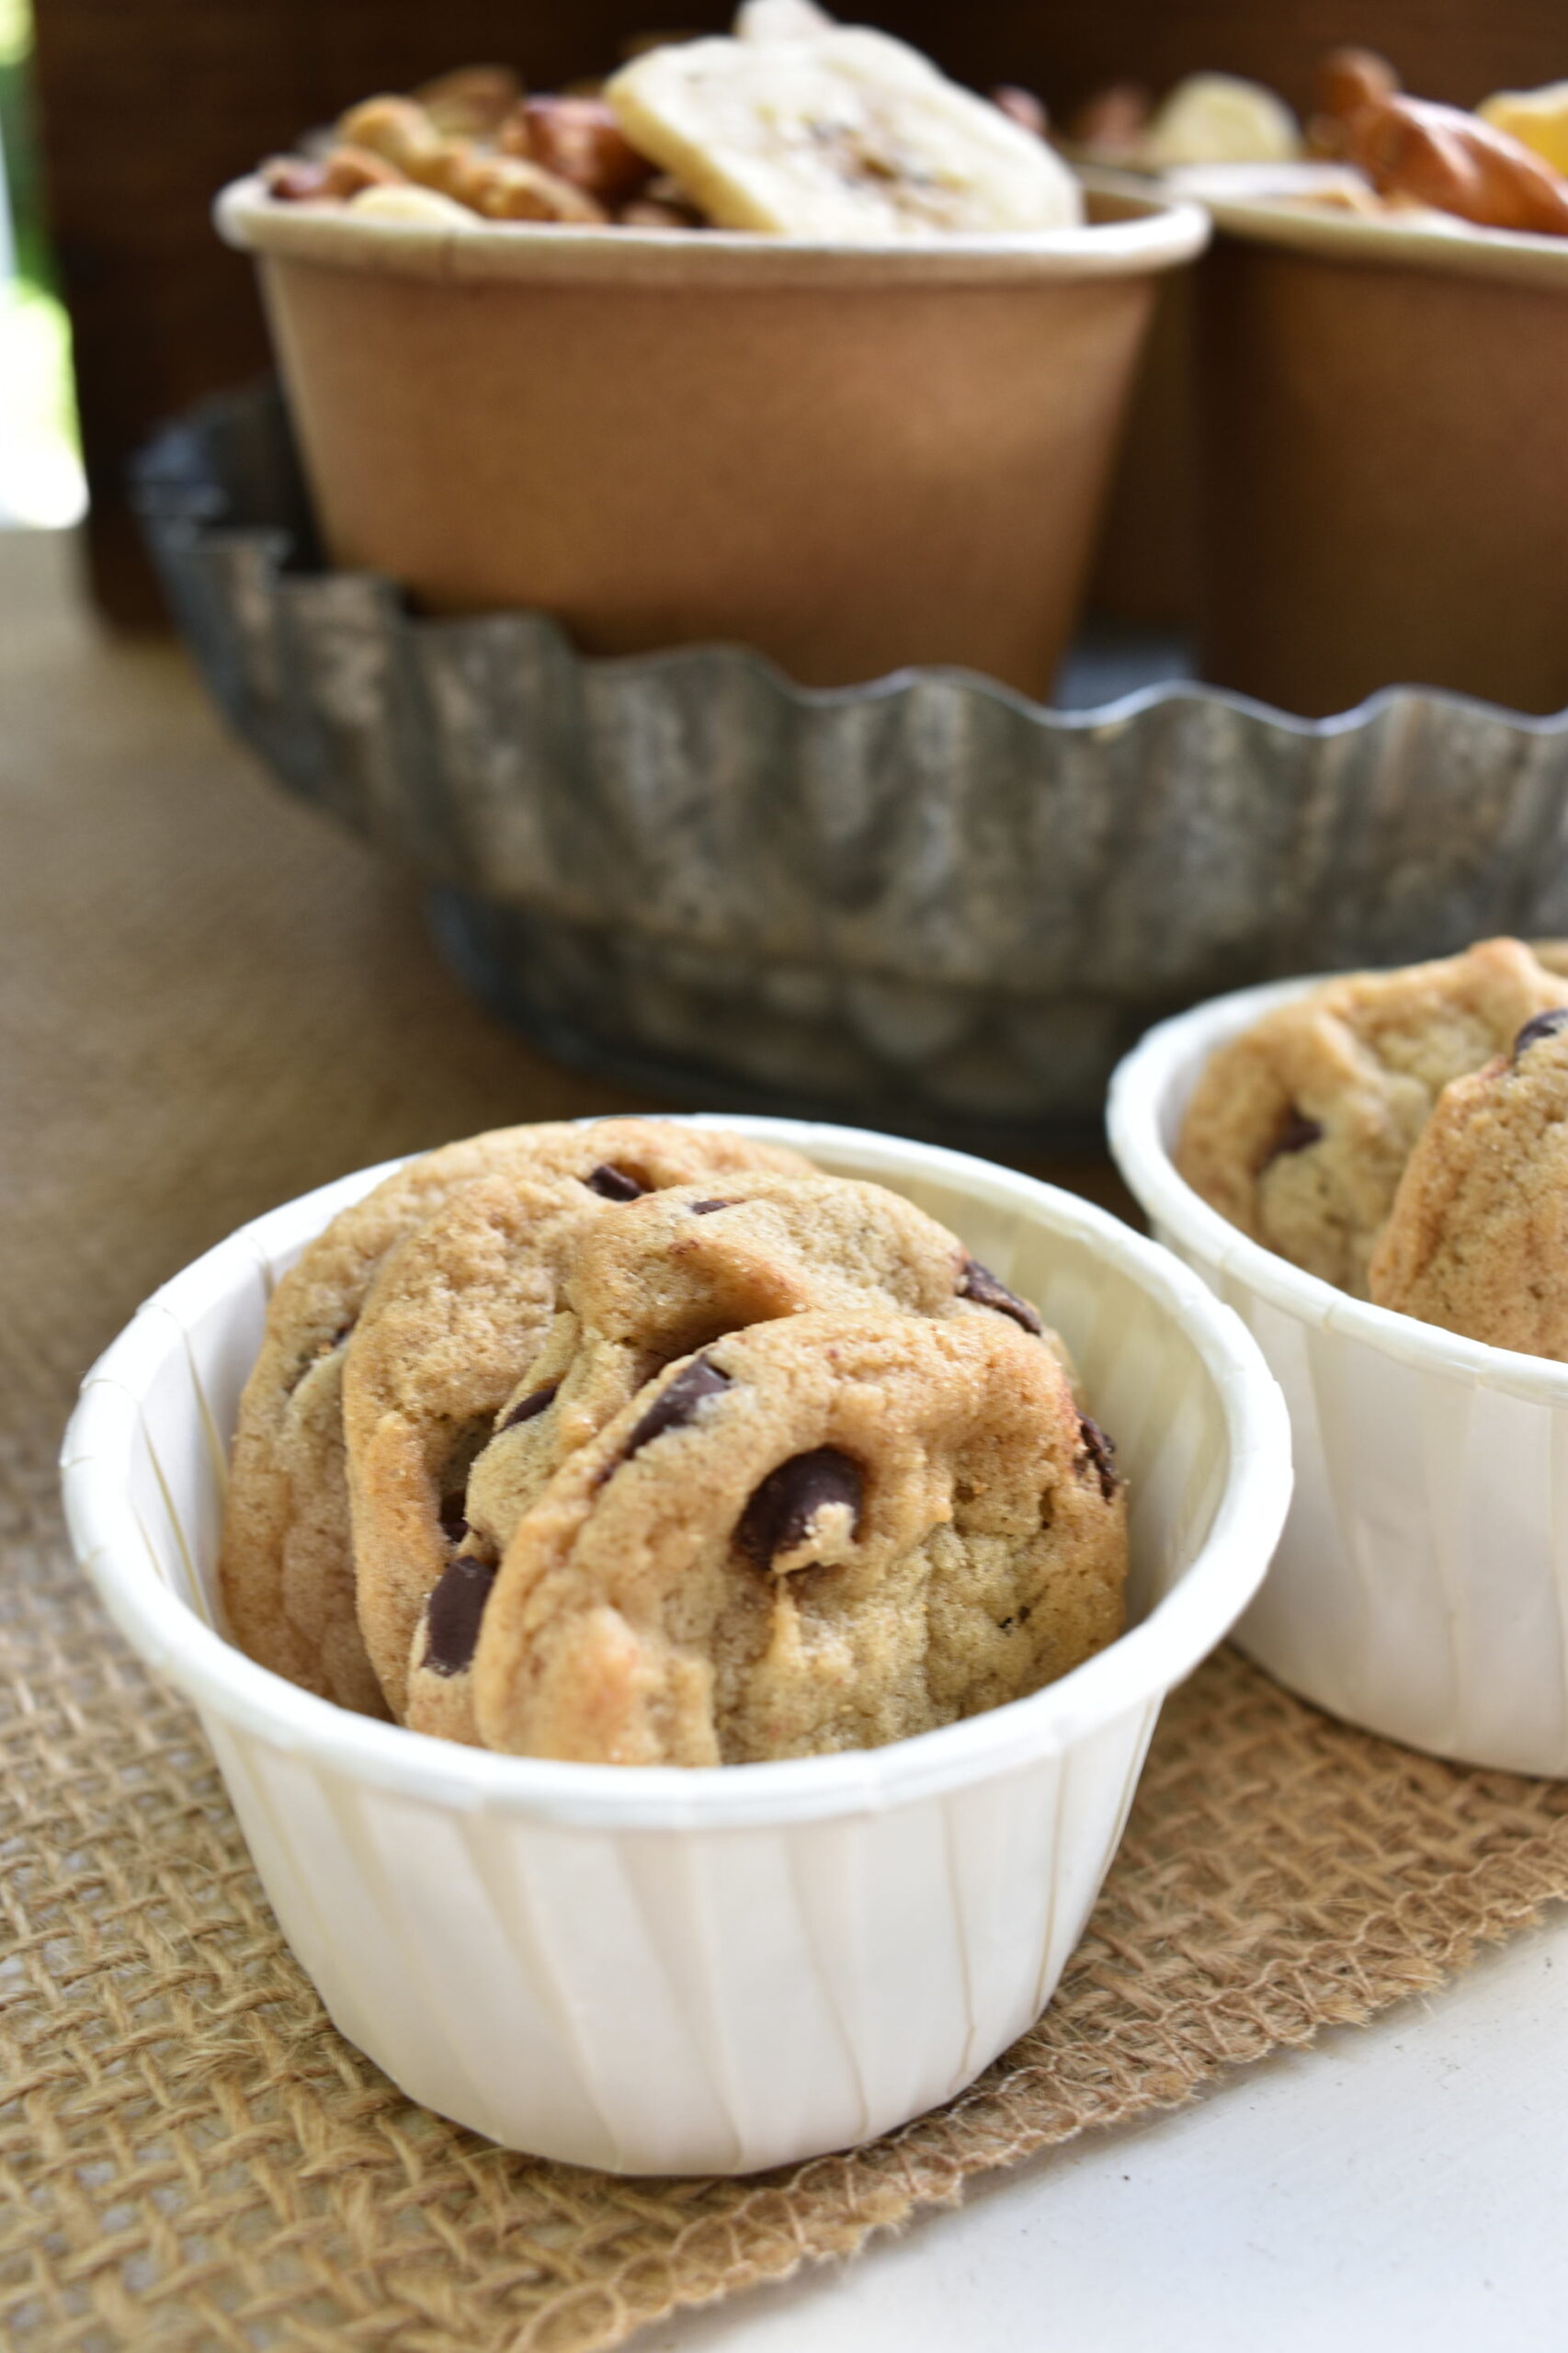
[585,1163,644,1201]
[437,1495,470,1547]
[689,1199,738,1215]
[1076,1415,1119,1504]
[503,1380,560,1430]
[620,1354,732,1462]
[1266,1110,1324,1166]
[737,1448,863,1571]
[1513,1008,1568,1061]
[423,1553,496,1677]
[959,1257,1043,1336]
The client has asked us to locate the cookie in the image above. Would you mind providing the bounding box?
[220,1118,811,1710]
[1369,1009,1568,1355]
[342,1127,817,1723]
[1175,938,1568,1296]
[465,1311,1128,1766]
[402,1171,1049,1742]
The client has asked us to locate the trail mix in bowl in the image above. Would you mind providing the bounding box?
[1069,50,1568,238]
[256,0,1080,240]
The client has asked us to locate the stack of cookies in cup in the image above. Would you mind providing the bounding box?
[221,1119,1128,1763]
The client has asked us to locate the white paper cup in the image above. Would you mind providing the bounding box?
[1110,985,1568,1778]
[61,1115,1288,2174]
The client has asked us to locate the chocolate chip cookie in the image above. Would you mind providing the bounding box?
[220,1118,811,1710]
[400,1171,1044,1743]
[1176,938,1568,1296]
[1369,1009,1568,1355]
[465,1311,1127,1766]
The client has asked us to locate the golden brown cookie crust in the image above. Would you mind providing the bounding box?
[1369,1012,1568,1355]
[220,1119,811,1711]
[1176,939,1568,1296]
[401,1171,1021,1744]
[470,1312,1127,1767]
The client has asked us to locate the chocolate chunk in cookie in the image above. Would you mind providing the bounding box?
[344,1122,816,1732]
[958,1256,1044,1335]
[736,1447,864,1572]
[470,1312,1128,1767]
[424,1554,499,1677]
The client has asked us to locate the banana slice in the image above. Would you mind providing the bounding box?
[606,27,1082,238]
[734,0,835,40]
[1142,73,1301,169]
[346,183,483,226]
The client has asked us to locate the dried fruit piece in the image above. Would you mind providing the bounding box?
[606,26,1082,238]
[1480,80,1568,177]
[1142,73,1301,169]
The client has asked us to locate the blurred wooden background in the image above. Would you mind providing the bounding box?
[29,0,1568,622]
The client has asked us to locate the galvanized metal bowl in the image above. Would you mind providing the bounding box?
[134,383,1568,1143]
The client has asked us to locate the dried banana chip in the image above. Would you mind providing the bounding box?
[607,27,1082,238]
[1142,74,1301,169]
[345,183,483,226]
[734,0,835,41]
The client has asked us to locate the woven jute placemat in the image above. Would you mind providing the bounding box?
[5,533,1568,2350]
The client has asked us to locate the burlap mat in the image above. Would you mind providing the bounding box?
[4,531,1567,2350]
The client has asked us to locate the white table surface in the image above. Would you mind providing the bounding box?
[653,1902,1568,2353]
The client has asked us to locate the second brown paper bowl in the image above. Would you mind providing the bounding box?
[1179,170,1568,719]
[215,177,1206,699]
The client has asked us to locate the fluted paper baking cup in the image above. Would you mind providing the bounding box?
[61,1117,1290,2174]
[1109,982,1568,1776]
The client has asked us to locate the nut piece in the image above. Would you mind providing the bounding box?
[1315,46,1401,122]
[619,191,705,227]
[991,85,1049,141]
[1346,93,1568,234]
[1064,82,1153,159]
[462,153,609,223]
[414,63,523,140]
[336,95,449,179]
[263,145,406,203]
[1307,47,1401,158]
[504,95,656,205]
[261,154,334,202]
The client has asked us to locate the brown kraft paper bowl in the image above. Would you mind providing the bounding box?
[1184,172,1568,718]
[214,178,1206,697]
